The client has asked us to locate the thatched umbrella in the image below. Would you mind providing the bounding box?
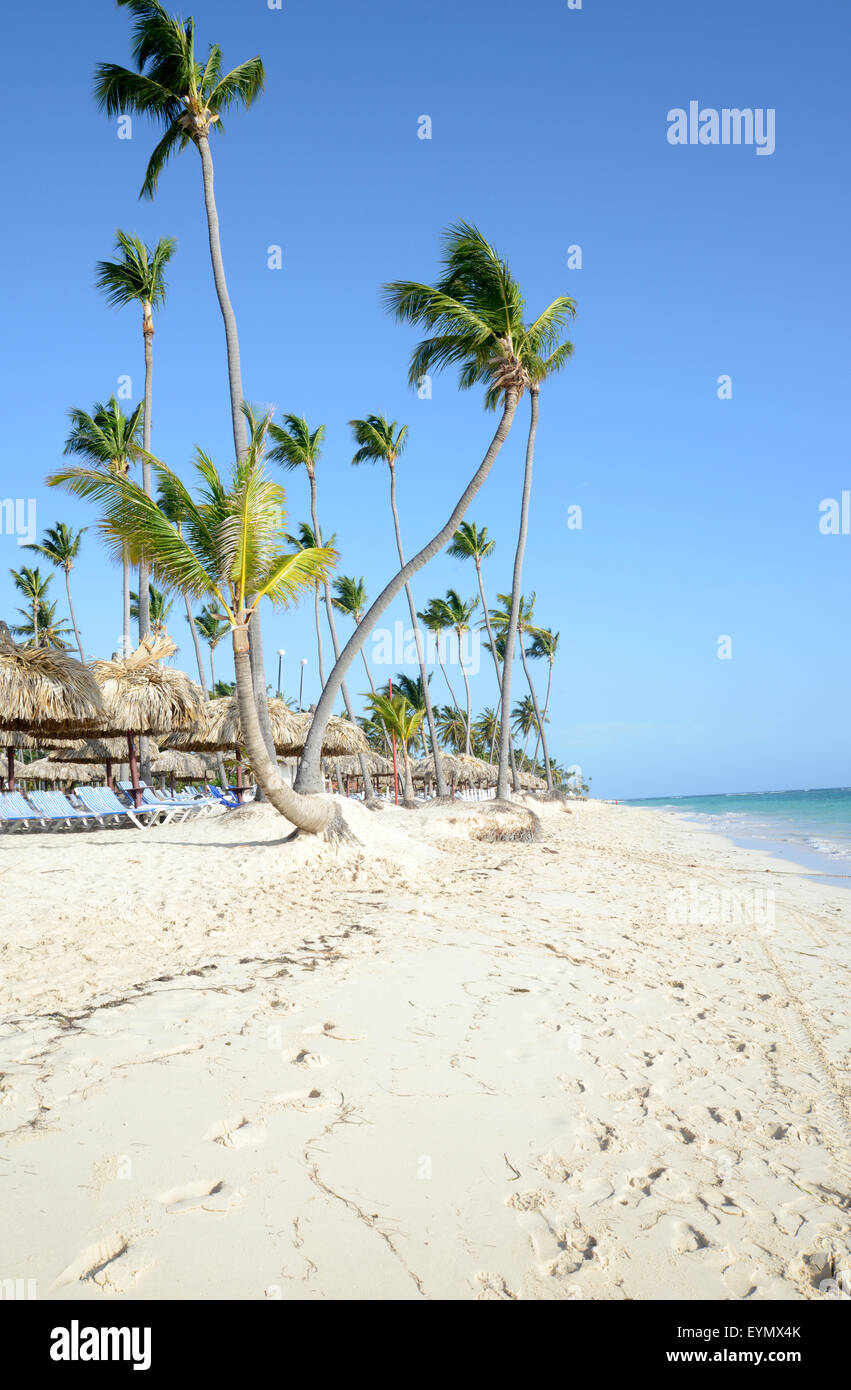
[89,636,203,807]
[412,752,463,789]
[0,624,106,789]
[454,753,498,788]
[23,757,96,784]
[49,737,161,790]
[277,712,368,758]
[163,695,298,801]
[321,750,393,794]
[150,749,210,778]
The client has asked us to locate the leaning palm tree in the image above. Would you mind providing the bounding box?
[364,692,423,803]
[427,589,478,754]
[332,576,377,693]
[95,1,277,763]
[350,413,448,796]
[194,604,229,692]
[23,522,87,660]
[63,397,144,655]
[95,229,176,641]
[48,431,343,836]
[294,223,527,795]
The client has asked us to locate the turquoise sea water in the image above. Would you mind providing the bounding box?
[625,788,851,884]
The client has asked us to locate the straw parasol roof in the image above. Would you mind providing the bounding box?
[0,728,50,751]
[0,624,106,736]
[49,737,160,764]
[163,695,298,754]
[453,753,498,787]
[90,635,204,738]
[277,712,368,758]
[150,749,213,778]
[322,751,394,778]
[22,757,96,783]
[412,752,464,783]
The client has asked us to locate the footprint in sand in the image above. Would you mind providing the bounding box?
[156,1178,245,1214]
[291,1049,329,1068]
[55,1232,150,1291]
[203,1115,268,1148]
[474,1271,517,1300]
[269,1087,343,1112]
[302,1022,365,1042]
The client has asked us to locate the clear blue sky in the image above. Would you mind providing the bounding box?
[2,0,849,798]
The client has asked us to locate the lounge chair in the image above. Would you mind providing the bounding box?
[209,784,240,810]
[0,791,49,829]
[28,790,98,829]
[117,781,212,823]
[76,785,159,829]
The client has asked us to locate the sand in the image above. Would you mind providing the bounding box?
[0,796,849,1301]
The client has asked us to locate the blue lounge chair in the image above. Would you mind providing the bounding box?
[28,790,98,829]
[117,781,205,823]
[76,785,159,829]
[209,784,240,810]
[0,791,48,829]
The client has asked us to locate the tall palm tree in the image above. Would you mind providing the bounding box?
[349,413,448,796]
[490,592,554,792]
[512,694,538,770]
[10,566,52,647]
[331,575,377,693]
[130,582,173,636]
[63,397,144,654]
[426,588,478,754]
[195,603,229,692]
[48,427,341,836]
[286,521,330,689]
[384,672,431,756]
[364,692,424,803]
[435,703,468,755]
[12,597,72,650]
[447,521,499,687]
[417,598,462,713]
[95,1,277,763]
[294,223,526,795]
[527,627,559,766]
[473,705,499,761]
[95,229,176,641]
[23,522,87,660]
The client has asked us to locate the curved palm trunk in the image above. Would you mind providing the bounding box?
[387,463,447,798]
[64,568,85,662]
[196,133,276,771]
[233,625,338,835]
[307,475,376,801]
[521,643,554,791]
[294,392,519,794]
[497,389,539,800]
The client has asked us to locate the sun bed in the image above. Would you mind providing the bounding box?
[116,781,212,823]
[76,785,160,829]
[27,790,99,829]
[0,791,49,829]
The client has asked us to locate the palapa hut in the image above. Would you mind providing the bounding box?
[49,737,161,790]
[0,623,106,789]
[163,694,298,800]
[22,757,97,785]
[321,750,393,795]
[276,711,368,759]
[89,635,203,807]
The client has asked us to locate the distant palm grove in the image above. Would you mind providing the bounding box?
[11,0,586,834]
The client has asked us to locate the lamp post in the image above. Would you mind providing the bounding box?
[298,658,307,712]
[276,649,285,700]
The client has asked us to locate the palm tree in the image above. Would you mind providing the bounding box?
[527,627,559,766]
[427,589,478,754]
[23,522,86,660]
[349,413,449,795]
[63,397,144,654]
[435,703,468,755]
[130,582,173,636]
[385,672,431,756]
[417,598,462,713]
[287,521,329,689]
[95,229,176,641]
[12,597,72,649]
[48,423,342,836]
[490,592,555,792]
[10,566,52,647]
[95,1,277,764]
[294,223,526,795]
[331,575,380,695]
[512,694,538,770]
[473,705,499,761]
[195,603,229,692]
[364,692,424,802]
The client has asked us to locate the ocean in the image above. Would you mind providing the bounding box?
[625,787,851,888]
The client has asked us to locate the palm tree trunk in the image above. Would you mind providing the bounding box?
[437,638,462,711]
[64,568,85,662]
[458,633,473,755]
[313,585,326,687]
[195,133,276,771]
[137,316,153,642]
[232,625,338,835]
[497,389,539,800]
[531,658,554,768]
[294,391,520,794]
[122,550,131,654]
[520,643,553,792]
[387,462,447,798]
[308,475,376,800]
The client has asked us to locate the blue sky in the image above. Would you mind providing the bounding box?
[2,0,849,798]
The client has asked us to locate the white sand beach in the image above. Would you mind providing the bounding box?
[1,798,849,1301]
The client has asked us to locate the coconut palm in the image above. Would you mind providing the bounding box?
[10,568,69,648]
[512,694,538,769]
[331,575,380,695]
[349,413,448,794]
[364,691,423,802]
[286,521,329,689]
[417,598,462,713]
[194,603,229,691]
[426,589,478,754]
[95,2,277,766]
[473,705,499,761]
[527,627,559,766]
[435,703,468,755]
[47,421,343,836]
[385,672,431,756]
[490,591,554,792]
[294,223,527,795]
[63,397,144,655]
[95,229,176,640]
[23,522,87,660]
[130,583,173,636]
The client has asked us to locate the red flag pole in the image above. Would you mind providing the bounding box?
[388,676,399,805]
